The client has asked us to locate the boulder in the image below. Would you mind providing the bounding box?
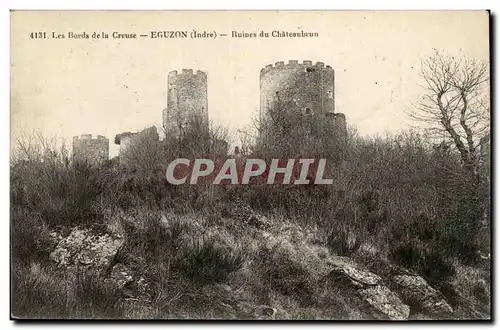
[328,265,382,288]
[326,265,410,320]
[359,285,410,320]
[49,227,123,269]
[391,274,453,317]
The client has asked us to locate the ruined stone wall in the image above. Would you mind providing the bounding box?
[72,134,109,164]
[333,113,347,139]
[163,69,208,136]
[115,126,159,166]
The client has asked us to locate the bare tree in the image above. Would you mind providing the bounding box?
[411,50,490,182]
[236,124,257,155]
[255,97,345,162]
[11,129,70,166]
[163,111,232,157]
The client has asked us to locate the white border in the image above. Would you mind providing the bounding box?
[3,0,500,10]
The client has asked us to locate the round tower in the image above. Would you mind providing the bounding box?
[163,69,208,135]
[259,60,335,123]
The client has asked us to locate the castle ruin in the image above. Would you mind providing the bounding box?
[163,69,208,136]
[72,134,109,164]
[260,60,347,138]
[114,126,159,166]
[72,62,346,166]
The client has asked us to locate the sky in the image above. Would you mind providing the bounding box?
[10,10,490,156]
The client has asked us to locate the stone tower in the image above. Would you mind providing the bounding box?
[72,134,109,164]
[259,60,346,135]
[163,69,208,136]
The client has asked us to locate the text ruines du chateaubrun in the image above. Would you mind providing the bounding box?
[29,30,320,40]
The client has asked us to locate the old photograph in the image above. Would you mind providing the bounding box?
[10,10,491,320]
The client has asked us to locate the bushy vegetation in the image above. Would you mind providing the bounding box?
[10,116,490,319]
[11,262,124,319]
[10,53,490,319]
[179,237,245,285]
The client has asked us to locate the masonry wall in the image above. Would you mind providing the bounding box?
[260,60,335,120]
[163,69,208,136]
[72,134,109,164]
[115,126,159,167]
[260,60,347,141]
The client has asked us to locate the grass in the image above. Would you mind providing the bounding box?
[10,128,491,319]
[179,237,246,285]
[11,262,124,319]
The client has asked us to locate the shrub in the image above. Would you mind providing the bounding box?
[11,158,107,227]
[408,215,438,242]
[11,262,123,319]
[256,245,315,306]
[117,211,187,288]
[437,196,484,265]
[11,207,52,264]
[326,226,360,257]
[72,270,124,319]
[179,237,245,285]
[421,251,456,280]
[390,240,456,282]
[390,241,425,271]
[11,262,69,319]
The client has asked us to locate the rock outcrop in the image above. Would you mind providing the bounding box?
[391,274,453,318]
[49,228,123,269]
[44,212,480,320]
[325,265,410,320]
